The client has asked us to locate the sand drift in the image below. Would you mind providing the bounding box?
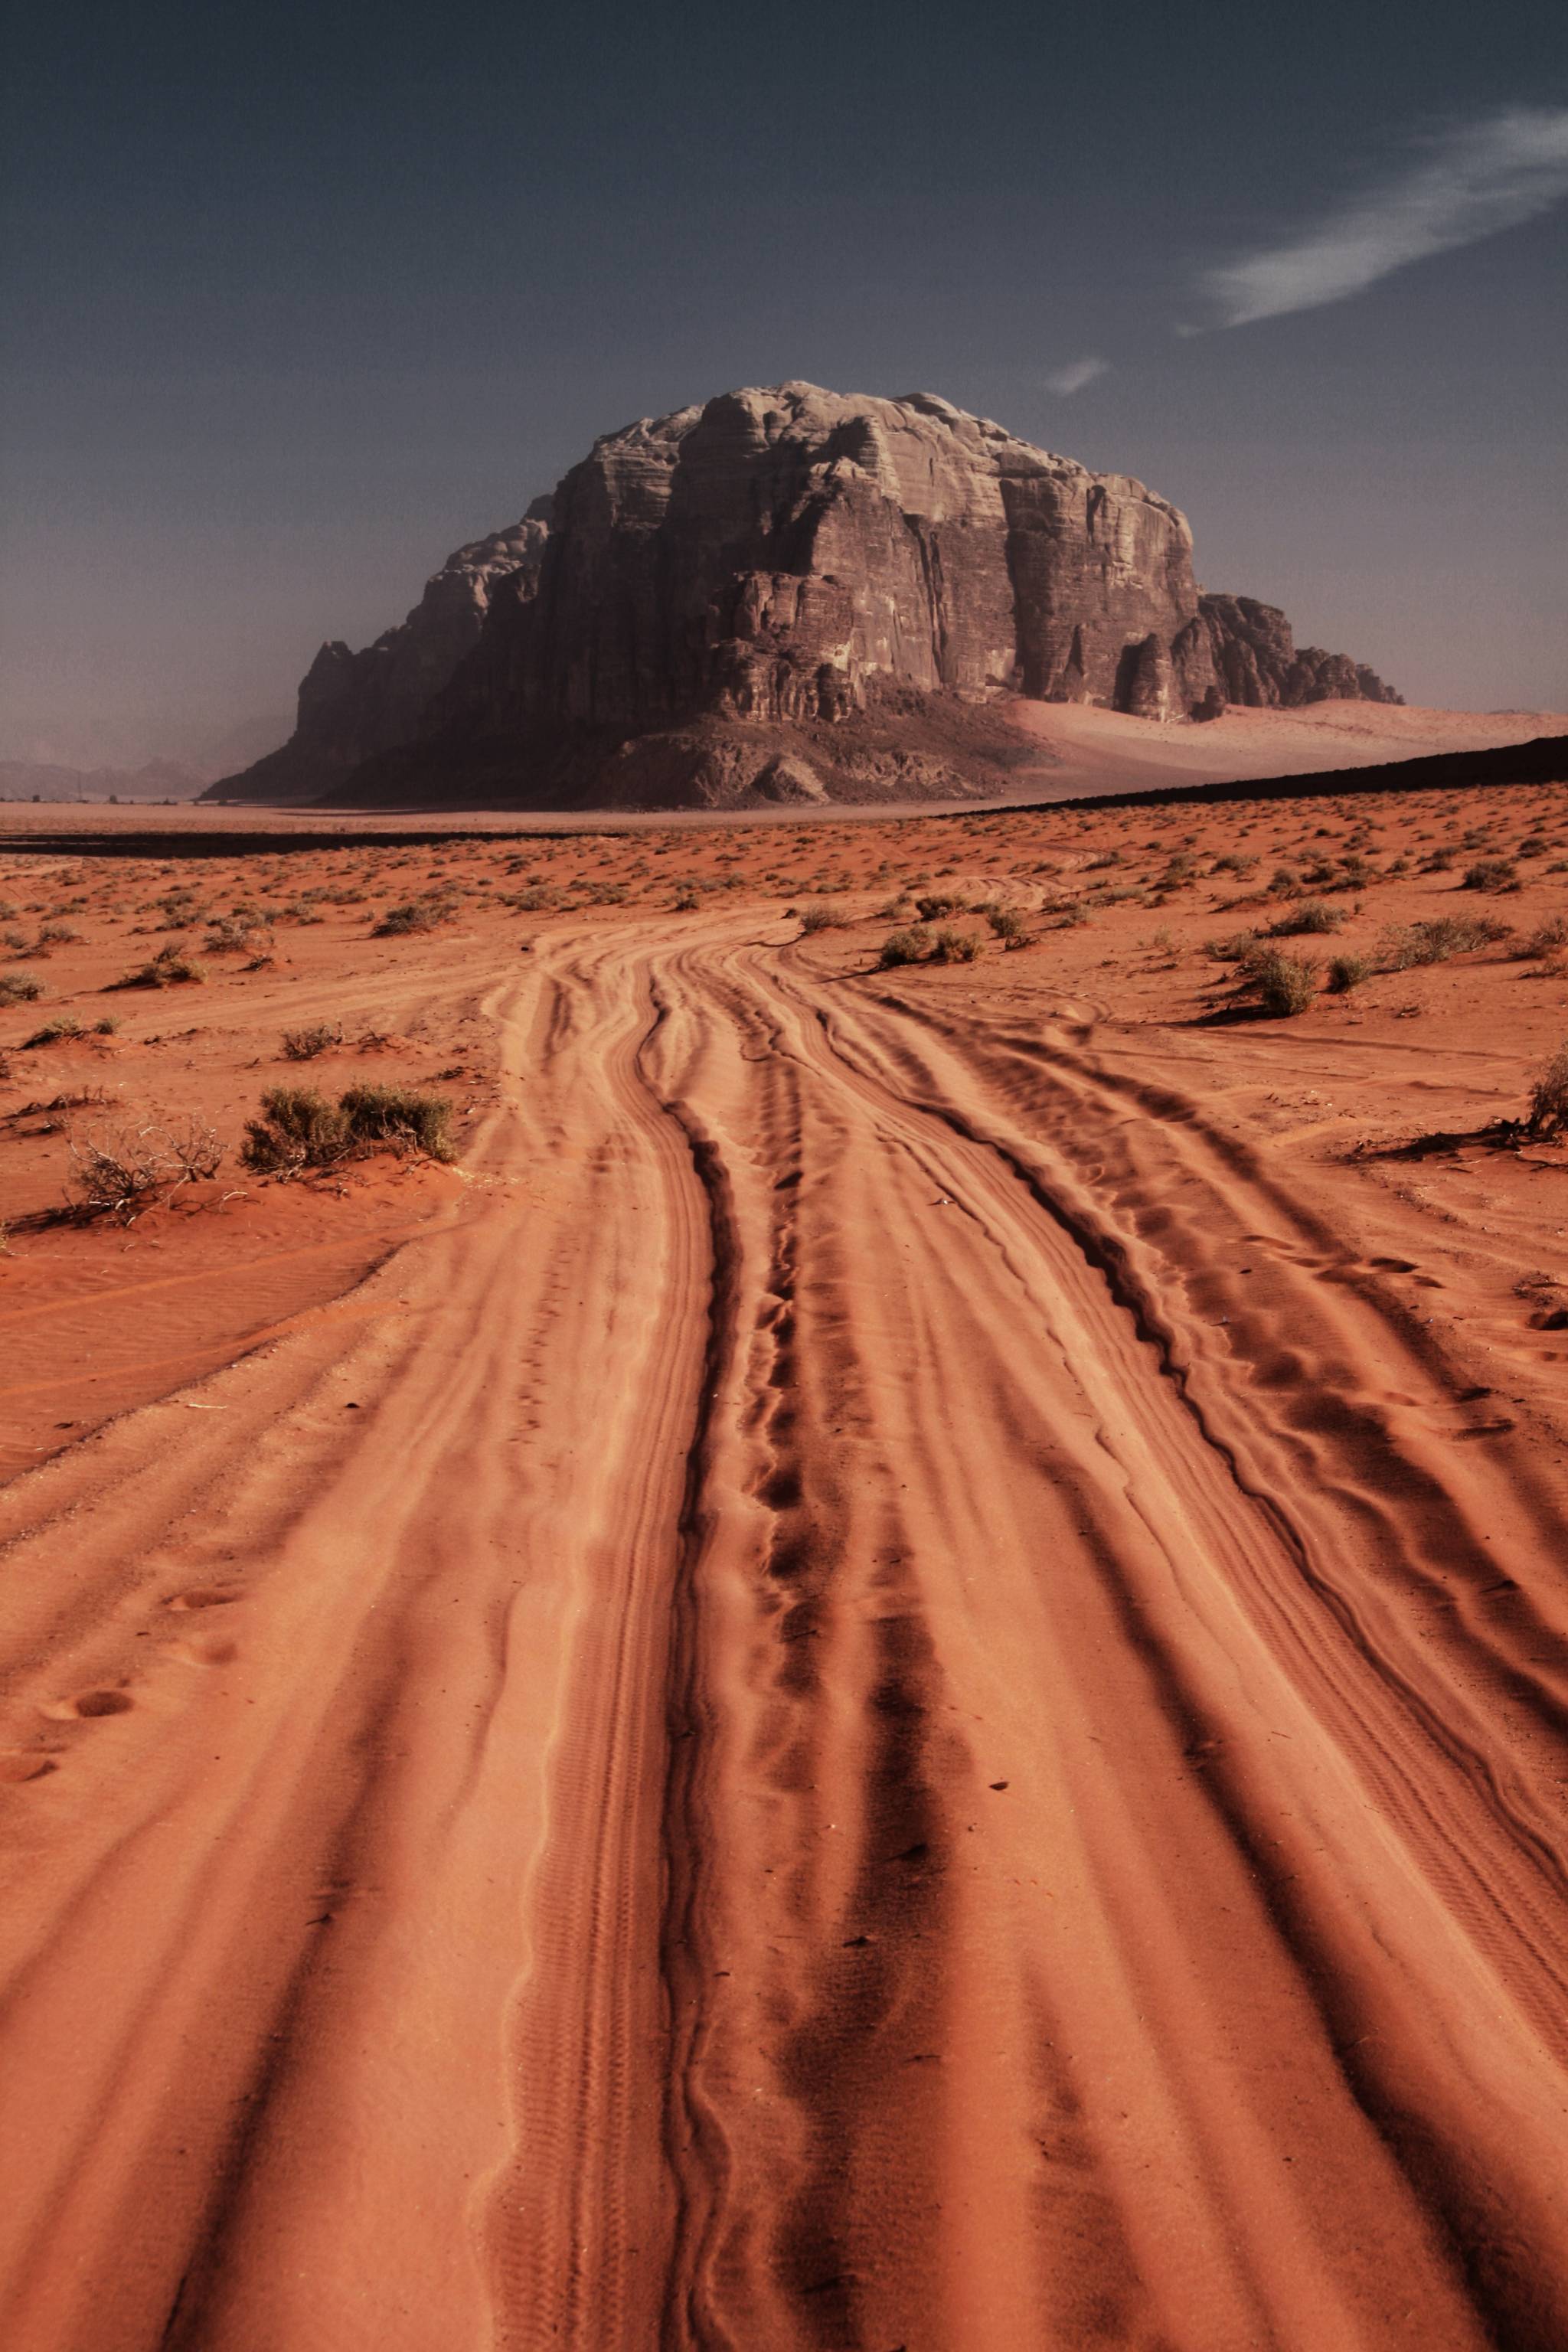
[2,907,1568,2349]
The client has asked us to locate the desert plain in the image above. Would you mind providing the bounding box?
[3,712,1568,2348]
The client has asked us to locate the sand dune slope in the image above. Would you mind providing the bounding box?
[3,908,1568,2349]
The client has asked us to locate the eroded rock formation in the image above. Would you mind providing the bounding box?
[1198,593,1400,713]
[209,385,1397,806]
[221,507,554,802]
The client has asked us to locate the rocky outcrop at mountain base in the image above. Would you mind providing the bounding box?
[332,682,1049,812]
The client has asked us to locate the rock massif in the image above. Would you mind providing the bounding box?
[211,384,1398,807]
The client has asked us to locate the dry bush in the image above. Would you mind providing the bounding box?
[797,900,840,934]
[929,926,982,965]
[338,1083,456,1158]
[203,917,271,956]
[1381,916,1511,969]
[1242,946,1320,1016]
[985,906,1028,945]
[23,1016,83,1048]
[280,1021,345,1061]
[1527,1044,1568,1139]
[1461,858,1519,893]
[242,1083,456,1175]
[373,895,456,937]
[878,926,929,969]
[1514,916,1568,961]
[1267,897,1345,937]
[0,972,44,1004]
[67,1119,225,1221]
[114,942,207,989]
[1328,952,1370,993]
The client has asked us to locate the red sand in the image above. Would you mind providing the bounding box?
[2,754,1568,2348]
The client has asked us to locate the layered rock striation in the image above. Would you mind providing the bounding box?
[211,385,1397,806]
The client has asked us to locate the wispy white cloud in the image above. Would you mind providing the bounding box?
[1042,355,1109,395]
[1195,104,1568,329]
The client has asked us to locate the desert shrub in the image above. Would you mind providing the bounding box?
[1514,916,1568,959]
[1242,947,1319,1016]
[1268,897,1345,936]
[115,943,207,988]
[1327,952,1370,993]
[876,895,914,921]
[0,972,43,1004]
[338,1084,456,1158]
[985,906,1028,944]
[929,926,981,965]
[798,900,839,934]
[671,887,699,913]
[281,1021,345,1060]
[1204,930,1259,963]
[1517,834,1548,856]
[1527,1044,1568,1139]
[241,1086,349,1171]
[915,892,964,921]
[373,896,454,936]
[34,924,80,949]
[67,1119,224,1220]
[878,926,929,969]
[1212,852,1259,878]
[1462,858,1519,893]
[22,1016,83,1047]
[1382,915,1511,969]
[203,916,270,955]
[242,1083,456,1174]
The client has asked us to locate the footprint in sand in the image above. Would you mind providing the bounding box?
[164,1586,243,1612]
[41,1689,134,1721]
[165,1638,239,1668]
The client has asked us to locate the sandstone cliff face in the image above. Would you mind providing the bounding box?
[1198,593,1400,712]
[453,386,1208,738]
[210,385,1397,806]
[222,508,554,802]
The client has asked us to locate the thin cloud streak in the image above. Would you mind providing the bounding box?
[1197,104,1568,328]
[1042,355,1109,394]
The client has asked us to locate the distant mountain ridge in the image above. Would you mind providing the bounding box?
[209,384,1399,809]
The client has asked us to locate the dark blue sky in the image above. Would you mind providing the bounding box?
[3,0,1564,763]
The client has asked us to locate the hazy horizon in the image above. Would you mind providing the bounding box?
[4,0,1565,770]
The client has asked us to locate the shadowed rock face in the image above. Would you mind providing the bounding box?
[210,384,1398,806]
[1198,593,1402,712]
[219,506,554,802]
